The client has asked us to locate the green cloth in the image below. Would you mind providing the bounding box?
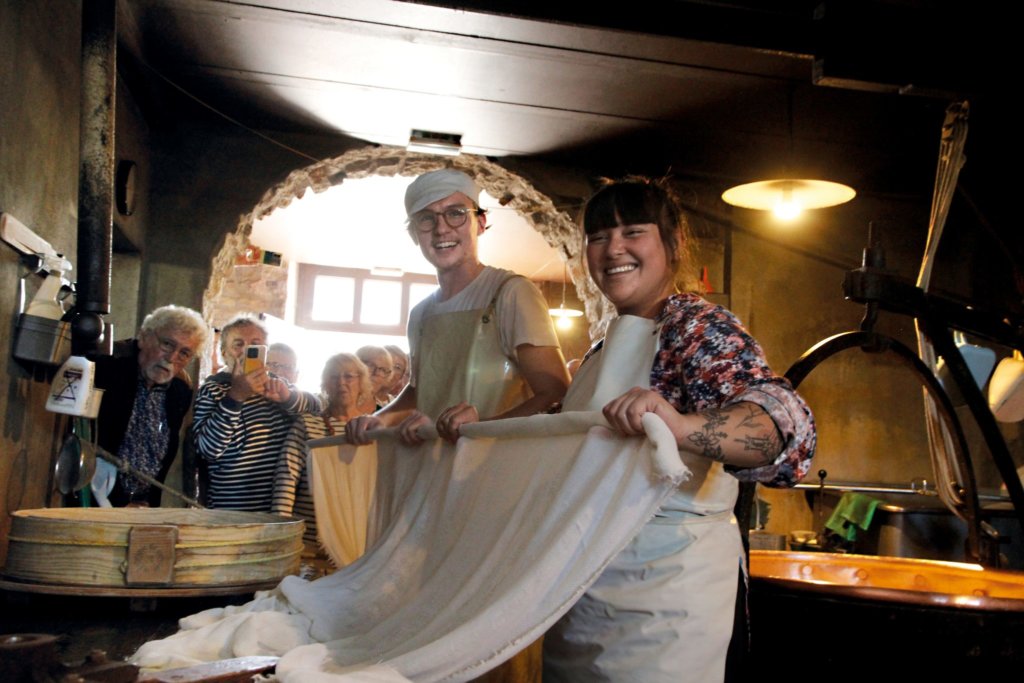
[824,492,881,542]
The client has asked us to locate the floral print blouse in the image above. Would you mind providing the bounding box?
[591,293,816,487]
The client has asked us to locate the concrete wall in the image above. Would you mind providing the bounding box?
[730,199,934,533]
[140,118,366,318]
[0,1,85,564]
[0,0,206,560]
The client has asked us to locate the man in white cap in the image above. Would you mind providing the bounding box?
[348,168,566,681]
[347,167,569,443]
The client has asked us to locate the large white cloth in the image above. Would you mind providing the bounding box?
[131,411,690,682]
[305,431,378,567]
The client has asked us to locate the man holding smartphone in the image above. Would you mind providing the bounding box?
[192,314,321,510]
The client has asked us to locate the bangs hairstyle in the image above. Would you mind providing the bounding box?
[582,176,692,275]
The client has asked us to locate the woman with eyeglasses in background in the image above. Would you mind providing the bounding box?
[355,345,395,413]
[384,344,411,402]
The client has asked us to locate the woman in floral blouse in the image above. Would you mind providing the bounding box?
[545,177,816,683]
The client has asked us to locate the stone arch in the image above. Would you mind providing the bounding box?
[202,146,613,367]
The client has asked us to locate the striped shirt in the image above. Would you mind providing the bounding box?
[193,372,321,511]
[272,413,347,544]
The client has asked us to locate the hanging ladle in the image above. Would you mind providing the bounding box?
[54,426,95,496]
[54,432,203,508]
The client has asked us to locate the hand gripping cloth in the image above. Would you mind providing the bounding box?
[131,410,689,682]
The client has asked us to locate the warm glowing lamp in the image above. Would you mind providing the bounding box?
[721,179,856,220]
[549,266,583,325]
[549,302,584,323]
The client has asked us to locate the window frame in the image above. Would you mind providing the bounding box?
[295,263,436,336]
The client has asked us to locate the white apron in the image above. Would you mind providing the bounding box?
[415,274,542,683]
[545,315,744,683]
[415,275,528,419]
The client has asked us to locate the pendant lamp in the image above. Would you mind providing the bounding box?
[721,88,855,219]
[549,264,583,329]
[721,178,856,219]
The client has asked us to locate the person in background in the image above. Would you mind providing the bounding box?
[192,315,321,511]
[384,344,410,400]
[544,177,816,683]
[267,342,300,384]
[355,345,393,411]
[207,328,223,376]
[92,305,208,507]
[272,353,374,572]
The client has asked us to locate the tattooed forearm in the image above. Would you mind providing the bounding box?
[734,406,784,465]
[680,403,784,467]
[736,430,783,465]
[687,408,729,462]
[736,403,764,429]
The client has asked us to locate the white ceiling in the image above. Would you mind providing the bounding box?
[121,0,998,187]
[123,0,813,158]
[126,0,832,282]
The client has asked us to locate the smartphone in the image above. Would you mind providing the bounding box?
[243,344,268,373]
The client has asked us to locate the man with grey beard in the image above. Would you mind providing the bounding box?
[90,305,209,506]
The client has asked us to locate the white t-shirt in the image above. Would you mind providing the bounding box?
[407,266,559,387]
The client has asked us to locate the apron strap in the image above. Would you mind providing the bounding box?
[481,272,522,324]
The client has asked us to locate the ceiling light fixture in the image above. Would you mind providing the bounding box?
[721,179,856,220]
[549,265,583,329]
[407,129,462,156]
[721,87,855,220]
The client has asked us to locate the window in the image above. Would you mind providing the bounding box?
[296,263,435,336]
[310,275,355,323]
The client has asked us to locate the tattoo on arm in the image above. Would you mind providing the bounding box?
[687,409,729,462]
[734,406,784,465]
[736,404,764,429]
[736,431,783,465]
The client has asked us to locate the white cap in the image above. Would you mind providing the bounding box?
[404,169,480,217]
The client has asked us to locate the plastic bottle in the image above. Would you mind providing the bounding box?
[46,355,96,416]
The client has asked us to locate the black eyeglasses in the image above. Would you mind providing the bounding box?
[365,363,393,378]
[409,206,480,233]
[267,361,295,373]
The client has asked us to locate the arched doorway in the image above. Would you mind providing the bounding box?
[200,147,610,379]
